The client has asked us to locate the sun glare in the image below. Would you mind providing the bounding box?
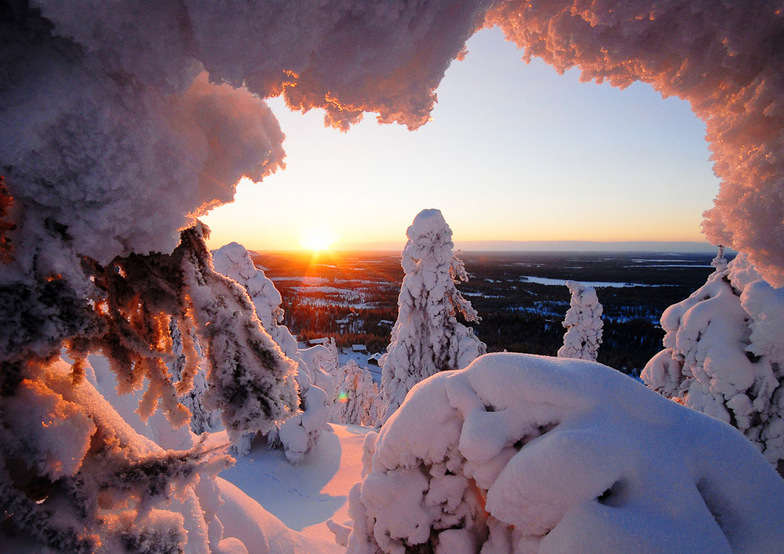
[300,226,337,253]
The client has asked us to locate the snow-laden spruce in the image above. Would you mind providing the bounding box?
[379,209,485,423]
[347,352,784,553]
[212,242,335,462]
[642,253,784,471]
[334,360,382,427]
[557,281,603,361]
[0,223,300,551]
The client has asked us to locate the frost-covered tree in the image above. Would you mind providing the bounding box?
[211,241,334,462]
[0,222,299,551]
[348,353,784,553]
[336,360,381,427]
[711,244,729,272]
[557,281,603,361]
[379,209,485,423]
[642,253,784,473]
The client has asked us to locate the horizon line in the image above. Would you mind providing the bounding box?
[247,239,724,255]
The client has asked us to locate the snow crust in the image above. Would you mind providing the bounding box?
[349,352,784,553]
[643,253,784,468]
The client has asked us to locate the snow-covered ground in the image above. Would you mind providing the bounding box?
[209,424,371,552]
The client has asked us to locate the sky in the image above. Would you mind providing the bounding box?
[202,26,720,253]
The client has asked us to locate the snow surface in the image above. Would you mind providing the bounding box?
[211,424,372,545]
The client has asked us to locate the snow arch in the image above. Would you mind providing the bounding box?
[2,1,782,284]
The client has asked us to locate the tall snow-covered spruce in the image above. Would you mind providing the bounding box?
[642,253,784,473]
[379,209,485,423]
[557,281,603,361]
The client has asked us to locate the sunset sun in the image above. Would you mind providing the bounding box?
[300,226,337,252]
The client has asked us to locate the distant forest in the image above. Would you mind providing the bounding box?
[252,251,720,373]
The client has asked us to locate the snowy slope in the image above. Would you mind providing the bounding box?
[211,424,372,550]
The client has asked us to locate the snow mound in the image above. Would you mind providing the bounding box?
[348,353,784,553]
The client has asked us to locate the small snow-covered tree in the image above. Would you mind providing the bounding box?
[642,252,784,472]
[336,360,381,427]
[557,281,603,361]
[379,209,485,423]
[212,242,334,462]
[711,244,728,272]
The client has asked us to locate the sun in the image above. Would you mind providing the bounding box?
[300,226,337,253]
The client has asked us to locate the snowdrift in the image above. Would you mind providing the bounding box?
[348,353,784,553]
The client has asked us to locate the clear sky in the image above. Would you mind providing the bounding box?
[202,27,720,253]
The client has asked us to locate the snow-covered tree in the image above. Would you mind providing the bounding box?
[0,221,299,551]
[642,253,784,472]
[348,353,784,553]
[711,244,729,272]
[211,241,334,462]
[336,360,381,427]
[557,281,603,361]
[379,209,485,423]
